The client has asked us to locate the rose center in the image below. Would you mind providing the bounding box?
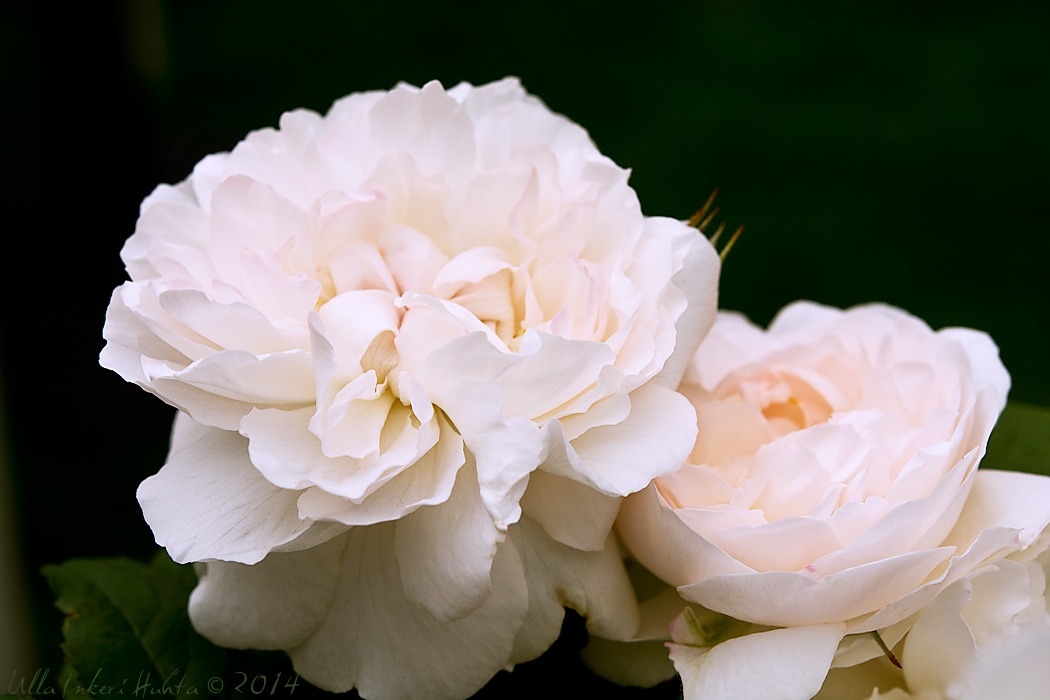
[723,370,833,437]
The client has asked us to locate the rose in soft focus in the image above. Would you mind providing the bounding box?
[616,302,1050,699]
[100,78,719,700]
[815,538,1050,700]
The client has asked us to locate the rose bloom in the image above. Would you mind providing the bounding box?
[101,78,719,699]
[616,302,1050,699]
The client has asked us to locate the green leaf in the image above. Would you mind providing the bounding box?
[983,401,1050,477]
[42,551,227,700]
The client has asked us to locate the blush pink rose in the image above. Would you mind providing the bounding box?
[616,302,1050,700]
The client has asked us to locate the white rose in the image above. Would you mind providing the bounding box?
[615,302,1050,699]
[101,78,719,700]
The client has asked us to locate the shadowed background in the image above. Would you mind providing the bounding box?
[4,0,1049,696]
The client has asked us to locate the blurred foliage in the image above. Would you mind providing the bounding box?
[984,401,1050,477]
[43,553,226,700]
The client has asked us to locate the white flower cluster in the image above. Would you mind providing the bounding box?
[102,79,1050,700]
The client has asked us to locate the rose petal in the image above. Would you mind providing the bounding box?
[507,517,640,664]
[518,468,622,552]
[189,533,346,650]
[142,349,315,430]
[900,576,977,695]
[158,289,308,354]
[243,406,419,501]
[670,623,846,700]
[855,525,1027,632]
[416,335,550,527]
[618,483,755,589]
[946,469,1050,552]
[649,219,720,390]
[550,382,699,496]
[679,547,955,627]
[395,458,502,621]
[288,522,529,700]
[138,413,314,564]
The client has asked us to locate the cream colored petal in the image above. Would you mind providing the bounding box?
[679,547,954,627]
[518,468,622,552]
[395,459,502,621]
[289,522,529,700]
[617,483,755,589]
[553,382,699,496]
[138,414,314,564]
[671,623,846,700]
[188,534,345,650]
[507,517,640,665]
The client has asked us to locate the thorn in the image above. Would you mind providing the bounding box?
[689,188,720,228]
[698,207,720,232]
[709,221,727,246]
[719,225,744,262]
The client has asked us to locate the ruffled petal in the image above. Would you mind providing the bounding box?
[288,522,530,700]
[900,575,978,695]
[416,334,549,528]
[618,483,755,589]
[395,459,502,621]
[678,547,954,627]
[946,469,1050,552]
[188,534,345,650]
[506,517,639,664]
[138,413,314,564]
[518,468,621,552]
[546,382,698,496]
[649,219,720,390]
[142,349,315,430]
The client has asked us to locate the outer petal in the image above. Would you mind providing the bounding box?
[157,288,309,355]
[581,587,693,688]
[518,467,622,552]
[100,284,194,386]
[900,576,977,697]
[962,625,1050,700]
[945,469,1050,552]
[855,471,1050,633]
[188,534,345,649]
[650,220,720,390]
[395,459,503,621]
[288,522,530,700]
[679,547,954,627]
[670,623,846,700]
[546,382,699,496]
[142,350,315,430]
[506,517,640,664]
[138,413,314,564]
[855,526,1029,632]
[618,483,756,588]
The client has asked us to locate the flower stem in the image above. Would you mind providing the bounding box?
[871,630,902,669]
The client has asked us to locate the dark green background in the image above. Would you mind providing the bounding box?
[4,1,1049,697]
